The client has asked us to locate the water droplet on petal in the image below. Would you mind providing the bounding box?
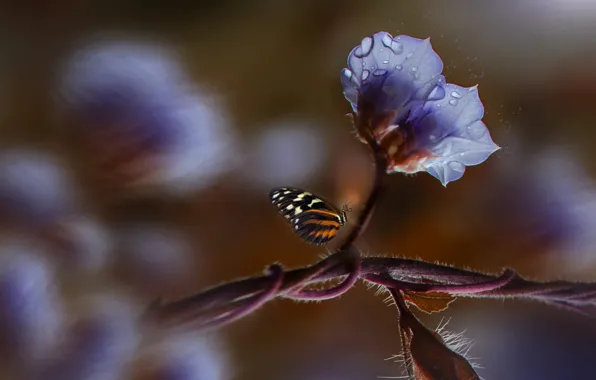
[468,86,478,92]
[406,53,413,59]
[361,70,370,81]
[343,69,352,80]
[355,36,374,58]
[382,60,389,64]
[427,85,446,101]
[451,91,462,99]
[449,99,458,106]
[411,67,418,72]
[373,69,388,76]
[395,64,403,71]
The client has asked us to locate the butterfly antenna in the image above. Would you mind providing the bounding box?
[343,202,353,213]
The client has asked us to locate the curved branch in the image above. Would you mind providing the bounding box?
[284,247,362,301]
[144,254,596,332]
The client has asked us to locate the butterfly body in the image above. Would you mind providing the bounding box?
[269,187,350,245]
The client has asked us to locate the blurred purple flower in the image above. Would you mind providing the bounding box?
[487,148,596,272]
[146,334,229,380]
[40,296,139,380]
[58,40,236,195]
[0,149,78,227]
[342,32,499,186]
[0,240,62,368]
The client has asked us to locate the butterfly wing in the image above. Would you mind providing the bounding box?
[269,187,344,245]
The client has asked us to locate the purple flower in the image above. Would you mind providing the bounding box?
[58,40,236,195]
[38,296,139,380]
[144,334,229,380]
[342,32,500,186]
[0,241,63,368]
[0,149,79,227]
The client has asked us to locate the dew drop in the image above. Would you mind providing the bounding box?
[343,69,352,80]
[373,69,388,76]
[361,70,370,81]
[449,99,458,106]
[450,91,462,99]
[468,86,478,92]
[355,36,374,58]
[406,53,413,59]
[382,60,389,64]
[411,66,418,72]
[395,64,403,71]
[428,85,446,101]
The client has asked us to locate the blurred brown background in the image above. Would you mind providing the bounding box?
[1,1,596,379]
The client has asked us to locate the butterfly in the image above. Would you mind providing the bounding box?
[269,187,351,245]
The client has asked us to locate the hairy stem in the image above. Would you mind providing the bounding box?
[364,268,517,294]
[338,116,388,251]
[390,288,416,380]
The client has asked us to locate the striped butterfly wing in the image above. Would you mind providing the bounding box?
[269,187,345,245]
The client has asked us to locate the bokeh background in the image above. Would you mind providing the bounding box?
[1,0,596,379]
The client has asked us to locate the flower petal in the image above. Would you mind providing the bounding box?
[342,32,444,121]
[414,84,500,186]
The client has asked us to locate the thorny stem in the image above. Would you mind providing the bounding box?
[390,288,416,380]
